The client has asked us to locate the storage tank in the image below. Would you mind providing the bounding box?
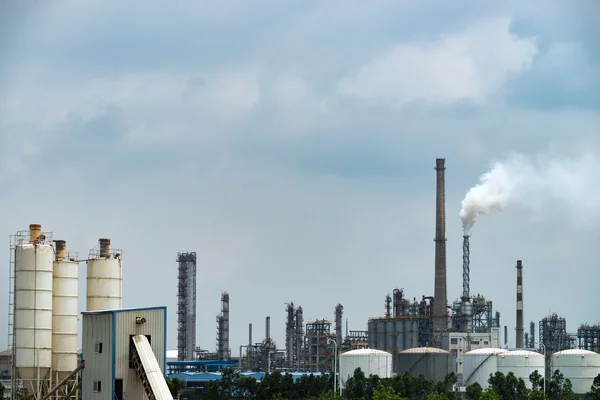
[463,348,507,387]
[497,350,544,388]
[52,240,79,381]
[86,238,122,311]
[339,349,392,388]
[552,349,600,394]
[396,347,455,382]
[14,224,54,395]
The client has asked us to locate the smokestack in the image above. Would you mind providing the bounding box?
[29,223,42,243]
[266,316,271,341]
[99,238,111,258]
[516,260,524,349]
[462,235,470,299]
[55,240,67,260]
[433,158,448,332]
[504,326,508,346]
[249,323,252,346]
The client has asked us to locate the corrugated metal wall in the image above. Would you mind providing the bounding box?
[82,313,113,400]
[114,308,166,400]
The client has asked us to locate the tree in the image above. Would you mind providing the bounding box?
[0,381,4,399]
[372,386,408,400]
[345,368,368,400]
[465,382,483,400]
[547,370,578,400]
[587,373,600,400]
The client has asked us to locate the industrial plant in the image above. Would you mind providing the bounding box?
[2,158,600,399]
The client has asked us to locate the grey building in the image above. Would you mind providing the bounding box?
[82,307,167,400]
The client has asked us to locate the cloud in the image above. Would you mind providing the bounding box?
[338,17,537,107]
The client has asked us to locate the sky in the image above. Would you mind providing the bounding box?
[0,1,599,356]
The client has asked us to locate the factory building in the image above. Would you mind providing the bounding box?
[81,307,170,400]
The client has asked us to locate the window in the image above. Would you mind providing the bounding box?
[93,381,101,393]
[484,341,489,345]
[451,338,458,345]
[95,343,103,354]
[129,335,151,369]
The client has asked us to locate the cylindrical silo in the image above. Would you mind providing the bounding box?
[497,350,544,388]
[463,348,507,387]
[52,240,79,381]
[396,347,455,382]
[552,349,600,395]
[86,238,122,311]
[339,349,392,388]
[14,224,54,395]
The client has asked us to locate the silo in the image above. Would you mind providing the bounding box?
[497,350,544,388]
[52,240,79,381]
[552,349,600,395]
[463,348,507,388]
[14,224,54,395]
[396,347,455,382]
[86,238,122,311]
[339,349,392,388]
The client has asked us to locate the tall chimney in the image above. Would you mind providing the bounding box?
[516,260,524,349]
[504,326,508,346]
[249,323,252,346]
[29,223,42,243]
[433,158,448,332]
[266,316,271,341]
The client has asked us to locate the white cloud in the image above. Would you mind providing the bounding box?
[338,17,537,106]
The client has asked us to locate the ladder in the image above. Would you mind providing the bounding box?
[8,236,16,400]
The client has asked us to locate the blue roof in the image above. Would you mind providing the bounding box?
[82,306,167,315]
[167,360,238,367]
[167,371,323,383]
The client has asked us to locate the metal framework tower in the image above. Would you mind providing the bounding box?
[305,320,334,373]
[577,323,600,351]
[285,303,295,368]
[176,252,197,361]
[529,321,536,348]
[295,307,304,370]
[459,235,473,332]
[539,313,570,380]
[216,292,230,360]
[433,158,448,333]
[335,304,343,351]
[384,294,392,318]
[515,260,524,349]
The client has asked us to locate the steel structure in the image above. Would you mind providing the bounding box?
[577,323,600,352]
[539,313,571,380]
[285,303,295,368]
[216,292,230,360]
[341,331,369,351]
[516,260,524,349]
[305,320,334,373]
[458,235,472,332]
[529,321,536,349]
[384,294,392,318]
[433,158,448,333]
[335,304,343,354]
[176,252,196,361]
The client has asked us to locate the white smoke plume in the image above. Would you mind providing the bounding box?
[460,152,600,234]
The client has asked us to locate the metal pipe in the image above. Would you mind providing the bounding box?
[266,316,271,341]
[29,223,42,243]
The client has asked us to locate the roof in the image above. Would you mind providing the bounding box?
[341,349,391,356]
[82,306,167,315]
[502,350,543,357]
[399,347,450,354]
[167,371,322,383]
[465,348,508,355]
[554,349,600,356]
[167,360,238,367]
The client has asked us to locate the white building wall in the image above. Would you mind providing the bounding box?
[82,313,113,400]
[114,308,166,400]
[442,330,500,375]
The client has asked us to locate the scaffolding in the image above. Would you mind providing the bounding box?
[216,292,230,360]
[577,323,600,352]
[176,252,197,361]
[450,294,499,334]
[305,320,334,373]
[341,331,369,351]
[539,313,573,380]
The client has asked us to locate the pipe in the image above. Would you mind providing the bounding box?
[462,235,470,299]
[99,238,111,258]
[55,240,67,260]
[433,158,448,332]
[29,223,42,243]
[266,316,271,341]
[516,260,524,349]
[249,323,252,347]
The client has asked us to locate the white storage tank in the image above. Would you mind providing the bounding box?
[396,347,455,383]
[552,349,600,395]
[86,238,122,311]
[52,240,79,381]
[497,350,544,388]
[339,349,392,387]
[463,348,507,387]
[14,224,54,394]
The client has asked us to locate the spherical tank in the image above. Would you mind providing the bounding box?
[86,257,122,311]
[552,349,600,394]
[396,347,455,383]
[339,349,392,387]
[14,243,54,384]
[463,348,507,388]
[497,350,544,388]
[52,246,79,380]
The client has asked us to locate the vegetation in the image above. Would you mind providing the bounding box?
[164,368,600,400]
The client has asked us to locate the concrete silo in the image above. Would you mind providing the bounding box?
[552,349,600,395]
[86,238,122,311]
[51,240,79,382]
[14,224,54,396]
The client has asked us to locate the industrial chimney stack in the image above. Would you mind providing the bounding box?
[516,260,524,349]
[433,158,448,332]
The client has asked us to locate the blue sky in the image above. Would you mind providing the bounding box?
[0,1,599,354]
